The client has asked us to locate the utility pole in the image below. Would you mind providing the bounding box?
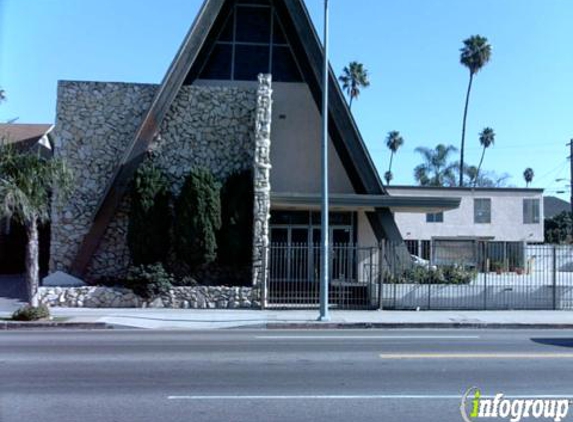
[569,140,573,238]
[318,0,330,322]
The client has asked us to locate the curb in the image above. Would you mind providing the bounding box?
[263,322,573,330]
[0,321,112,330]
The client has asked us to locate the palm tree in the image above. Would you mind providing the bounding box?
[458,35,492,186]
[0,145,73,307]
[338,61,370,110]
[465,165,479,186]
[384,171,393,185]
[475,127,495,186]
[523,167,534,188]
[414,144,458,187]
[385,131,404,186]
[0,89,5,103]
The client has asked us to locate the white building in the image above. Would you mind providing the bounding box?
[387,186,544,260]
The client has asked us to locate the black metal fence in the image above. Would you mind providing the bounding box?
[265,241,573,310]
[266,243,379,309]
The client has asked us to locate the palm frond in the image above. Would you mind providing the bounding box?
[386,131,404,153]
[479,127,495,148]
[0,146,74,225]
[460,35,492,75]
[338,61,370,104]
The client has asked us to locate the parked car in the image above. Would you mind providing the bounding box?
[411,254,437,271]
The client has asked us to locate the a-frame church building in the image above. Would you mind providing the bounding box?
[51,0,458,306]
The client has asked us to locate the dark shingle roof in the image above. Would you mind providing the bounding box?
[544,196,570,219]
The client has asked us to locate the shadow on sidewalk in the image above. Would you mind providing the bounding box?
[531,338,573,348]
[0,274,27,313]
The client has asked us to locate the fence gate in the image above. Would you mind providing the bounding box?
[266,244,378,309]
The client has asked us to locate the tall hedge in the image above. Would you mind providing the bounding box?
[127,161,172,266]
[218,170,254,267]
[174,169,221,269]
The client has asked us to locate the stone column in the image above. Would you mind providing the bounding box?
[252,74,273,308]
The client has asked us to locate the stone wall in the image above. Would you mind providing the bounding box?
[52,81,258,281]
[252,75,273,306]
[38,286,257,309]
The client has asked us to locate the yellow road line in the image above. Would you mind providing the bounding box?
[379,353,573,359]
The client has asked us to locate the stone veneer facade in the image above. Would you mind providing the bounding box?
[38,286,257,309]
[51,76,273,295]
[251,75,272,300]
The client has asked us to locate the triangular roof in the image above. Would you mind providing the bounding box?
[544,196,570,219]
[70,0,397,276]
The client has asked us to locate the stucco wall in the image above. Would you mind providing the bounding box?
[269,83,354,194]
[357,211,380,282]
[387,187,544,242]
[52,81,258,281]
[357,211,378,246]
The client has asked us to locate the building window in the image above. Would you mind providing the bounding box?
[474,198,491,224]
[199,3,303,82]
[426,212,444,223]
[523,198,540,224]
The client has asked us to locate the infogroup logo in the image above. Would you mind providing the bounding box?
[460,387,570,422]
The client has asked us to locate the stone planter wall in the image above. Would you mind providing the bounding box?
[52,81,258,281]
[38,286,259,309]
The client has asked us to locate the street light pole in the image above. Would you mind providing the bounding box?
[318,0,330,321]
[569,139,573,239]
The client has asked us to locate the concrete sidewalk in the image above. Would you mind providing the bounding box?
[3,307,570,330]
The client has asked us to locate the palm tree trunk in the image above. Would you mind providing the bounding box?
[475,147,486,187]
[460,72,474,187]
[388,152,395,175]
[25,219,40,307]
[349,96,353,110]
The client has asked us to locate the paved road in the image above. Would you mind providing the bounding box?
[1,329,573,421]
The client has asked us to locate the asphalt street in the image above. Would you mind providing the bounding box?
[1,329,573,422]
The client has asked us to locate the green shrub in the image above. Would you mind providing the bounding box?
[404,266,445,284]
[174,169,221,270]
[387,265,475,285]
[490,261,504,272]
[172,276,199,287]
[123,263,175,299]
[544,211,573,244]
[12,304,50,321]
[441,265,477,284]
[127,160,172,266]
[218,170,253,267]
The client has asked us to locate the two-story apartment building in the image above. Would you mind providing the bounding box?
[387,186,544,266]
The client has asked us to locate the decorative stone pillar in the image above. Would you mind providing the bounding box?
[252,74,273,308]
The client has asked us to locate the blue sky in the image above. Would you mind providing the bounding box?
[1,0,572,198]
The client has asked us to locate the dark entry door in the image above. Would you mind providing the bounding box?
[332,228,353,283]
[290,228,309,282]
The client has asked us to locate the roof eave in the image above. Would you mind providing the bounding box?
[271,192,461,213]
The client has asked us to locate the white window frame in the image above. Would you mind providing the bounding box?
[474,198,491,224]
[523,198,540,224]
